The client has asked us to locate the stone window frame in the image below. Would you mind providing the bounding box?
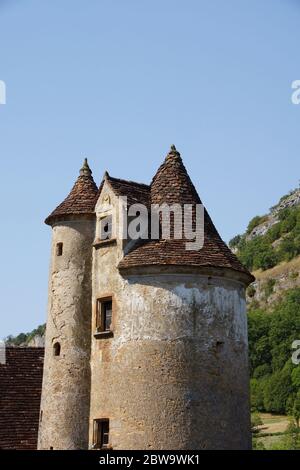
[93,213,117,248]
[92,418,110,450]
[99,214,113,240]
[56,242,63,256]
[94,295,114,339]
[94,191,118,247]
[53,341,61,357]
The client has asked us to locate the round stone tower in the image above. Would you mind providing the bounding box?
[90,146,254,450]
[38,159,98,450]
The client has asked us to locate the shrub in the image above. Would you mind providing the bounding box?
[254,248,278,271]
[229,234,242,249]
[265,223,281,243]
[270,420,300,450]
[289,271,299,280]
[251,412,263,433]
[247,285,256,298]
[253,364,272,379]
[236,205,300,271]
[247,215,268,235]
[263,279,276,299]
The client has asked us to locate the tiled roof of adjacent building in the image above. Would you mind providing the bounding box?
[0,347,44,450]
[118,146,254,283]
[45,159,98,225]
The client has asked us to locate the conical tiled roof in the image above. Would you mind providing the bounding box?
[151,145,200,206]
[45,159,98,225]
[118,146,254,284]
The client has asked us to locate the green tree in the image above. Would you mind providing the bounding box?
[269,289,300,371]
[291,366,300,389]
[251,378,268,412]
[248,309,271,374]
[263,365,293,414]
[293,391,300,428]
[248,288,300,419]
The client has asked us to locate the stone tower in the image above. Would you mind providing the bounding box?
[89,146,254,450]
[38,159,98,450]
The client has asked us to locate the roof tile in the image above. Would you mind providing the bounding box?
[118,146,254,283]
[0,347,44,450]
[45,159,98,225]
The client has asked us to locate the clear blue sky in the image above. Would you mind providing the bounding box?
[0,0,300,338]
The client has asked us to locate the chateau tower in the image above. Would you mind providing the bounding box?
[89,147,254,450]
[38,160,98,450]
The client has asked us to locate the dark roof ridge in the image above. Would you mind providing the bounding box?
[107,174,150,189]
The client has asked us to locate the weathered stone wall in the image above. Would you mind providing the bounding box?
[38,217,94,450]
[90,271,251,449]
[90,183,251,450]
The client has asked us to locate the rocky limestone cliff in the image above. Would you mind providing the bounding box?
[247,188,300,241]
[27,334,45,347]
[246,256,300,307]
[5,325,46,347]
[247,189,300,307]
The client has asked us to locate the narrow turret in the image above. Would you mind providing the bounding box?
[38,160,98,450]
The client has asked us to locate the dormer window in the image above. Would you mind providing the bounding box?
[100,215,112,240]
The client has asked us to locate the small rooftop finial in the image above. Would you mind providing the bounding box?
[167,144,180,158]
[103,170,109,180]
[80,158,92,177]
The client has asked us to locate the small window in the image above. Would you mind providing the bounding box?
[93,419,109,450]
[100,215,112,240]
[53,342,61,357]
[56,242,63,256]
[96,299,112,332]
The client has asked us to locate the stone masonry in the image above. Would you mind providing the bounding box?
[38,147,254,450]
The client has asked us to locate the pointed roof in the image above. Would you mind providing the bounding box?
[118,146,254,284]
[151,145,200,206]
[45,159,98,225]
